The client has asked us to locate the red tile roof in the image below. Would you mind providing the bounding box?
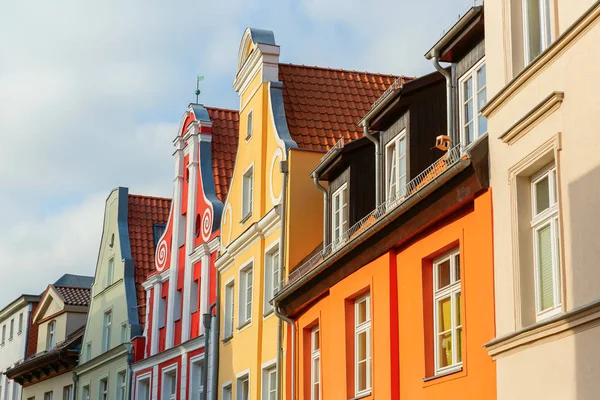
[278,63,403,151]
[53,286,91,306]
[205,107,239,202]
[128,194,171,328]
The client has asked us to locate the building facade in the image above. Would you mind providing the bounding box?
[131,104,238,400]
[76,188,170,400]
[215,28,398,400]
[6,282,92,400]
[482,0,600,398]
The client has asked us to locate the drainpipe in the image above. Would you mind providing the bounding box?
[432,55,454,145]
[313,175,329,248]
[210,272,220,400]
[273,306,295,400]
[201,303,215,400]
[362,124,382,205]
[276,159,290,400]
[127,343,134,400]
[72,371,79,400]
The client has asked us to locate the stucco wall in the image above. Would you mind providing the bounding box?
[22,372,73,400]
[78,352,129,400]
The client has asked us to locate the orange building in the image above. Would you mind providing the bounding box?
[273,9,496,400]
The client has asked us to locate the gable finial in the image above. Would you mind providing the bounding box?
[195,75,204,104]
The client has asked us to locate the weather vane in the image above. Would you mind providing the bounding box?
[195,75,204,104]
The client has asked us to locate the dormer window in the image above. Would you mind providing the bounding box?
[459,59,487,147]
[331,184,348,247]
[385,131,407,201]
[242,166,254,220]
[246,111,253,140]
[47,320,56,350]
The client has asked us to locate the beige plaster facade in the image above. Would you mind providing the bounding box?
[483,1,600,398]
[22,370,74,400]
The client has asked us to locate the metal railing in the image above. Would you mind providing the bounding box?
[278,144,464,293]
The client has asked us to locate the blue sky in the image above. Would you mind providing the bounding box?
[0,0,477,306]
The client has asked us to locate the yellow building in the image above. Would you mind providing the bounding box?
[215,28,396,400]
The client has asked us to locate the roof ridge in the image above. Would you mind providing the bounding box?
[204,106,239,113]
[278,62,399,78]
[128,193,172,201]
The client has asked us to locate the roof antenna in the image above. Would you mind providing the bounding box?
[195,75,204,104]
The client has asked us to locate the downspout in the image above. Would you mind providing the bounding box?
[276,159,291,400]
[127,343,134,400]
[362,123,382,206]
[72,371,79,400]
[313,175,329,248]
[201,302,216,400]
[210,273,220,400]
[274,307,295,400]
[432,55,454,145]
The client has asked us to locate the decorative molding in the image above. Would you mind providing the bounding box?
[485,299,600,359]
[269,148,283,206]
[132,335,205,373]
[482,1,600,117]
[75,344,129,375]
[499,92,564,145]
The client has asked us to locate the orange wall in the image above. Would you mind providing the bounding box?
[293,190,496,400]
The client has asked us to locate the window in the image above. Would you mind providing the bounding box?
[1,324,5,344]
[99,378,108,400]
[174,289,182,322]
[242,167,254,220]
[331,184,348,247]
[43,392,52,400]
[239,264,253,326]
[354,294,371,396]
[47,320,56,350]
[433,249,462,374]
[236,374,249,400]
[190,358,205,400]
[158,296,166,329]
[117,371,126,400]
[153,223,167,248]
[81,385,90,400]
[311,327,320,400]
[62,385,72,400]
[264,246,280,313]
[459,59,487,147]
[224,281,235,338]
[103,311,112,352]
[85,342,92,361]
[9,319,13,340]
[136,376,150,400]
[107,257,115,286]
[191,279,199,314]
[222,384,232,400]
[162,369,177,400]
[18,313,23,334]
[531,164,561,319]
[262,365,277,400]
[523,0,552,63]
[385,131,407,201]
[121,323,128,344]
[11,384,17,400]
[246,111,253,140]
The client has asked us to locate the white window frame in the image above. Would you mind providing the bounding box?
[261,360,277,400]
[311,326,320,400]
[9,319,13,340]
[385,130,407,202]
[44,392,53,400]
[331,184,348,247]
[236,370,250,400]
[242,165,254,221]
[458,57,487,148]
[224,278,235,339]
[116,370,127,400]
[135,373,151,400]
[99,377,109,400]
[47,320,56,350]
[62,385,73,400]
[81,384,90,400]
[103,310,112,352]
[238,261,254,327]
[531,163,561,320]
[264,241,281,315]
[354,294,371,396]
[433,248,462,375]
[523,0,552,64]
[18,313,23,334]
[161,364,178,400]
[121,323,128,344]
[246,110,253,140]
[107,257,115,287]
[222,381,233,400]
[190,354,206,400]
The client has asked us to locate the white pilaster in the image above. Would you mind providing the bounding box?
[150,281,161,356]
[152,365,159,400]
[199,253,211,336]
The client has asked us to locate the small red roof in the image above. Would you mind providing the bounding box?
[205,107,239,202]
[128,194,171,328]
[278,63,401,151]
[53,286,91,307]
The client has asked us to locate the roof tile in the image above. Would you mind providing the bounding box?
[205,107,239,202]
[53,286,91,306]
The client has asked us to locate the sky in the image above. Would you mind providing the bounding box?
[0,0,477,306]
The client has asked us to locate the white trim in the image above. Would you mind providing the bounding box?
[331,184,348,248]
[189,353,206,400]
[310,326,320,400]
[269,148,284,206]
[263,240,281,314]
[354,294,371,397]
[458,57,487,148]
[238,258,255,329]
[245,109,254,141]
[241,163,255,222]
[384,130,407,201]
[223,277,236,340]
[235,369,251,400]
[135,372,152,400]
[150,282,161,356]
[261,359,278,400]
[222,380,233,400]
[132,335,205,373]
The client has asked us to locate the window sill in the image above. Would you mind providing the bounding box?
[350,391,372,400]
[423,366,462,382]
[240,213,252,224]
[263,309,274,319]
[222,335,233,344]
[237,320,252,332]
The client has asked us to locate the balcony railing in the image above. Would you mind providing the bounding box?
[278,144,465,293]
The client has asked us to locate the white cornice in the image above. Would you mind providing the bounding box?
[233,43,280,94]
[132,335,205,373]
[190,236,221,264]
[216,206,281,272]
[75,344,129,375]
[141,270,169,291]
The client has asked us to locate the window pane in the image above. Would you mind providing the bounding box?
[478,114,488,135]
[456,292,462,326]
[399,136,406,155]
[438,331,453,368]
[464,99,473,122]
[313,330,319,351]
[526,0,543,60]
[454,254,460,282]
[537,223,555,311]
[438,297,452,332]
[437,260,451,289]
[357,331,366,362]
[356,300,367,325]
[535,176,550,214]
[457,327,463,363]
[551,169,558,204]
[463,77,472,101]
[357,361,367,391]
[313,383,320,400]
[313,358,320,381]
[477,64,486,90]
[465,122,474,144]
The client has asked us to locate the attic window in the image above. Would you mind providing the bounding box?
[246,111,253,140]
[153,224,167,248]
[195,214,201,238]
[186,168,190,183]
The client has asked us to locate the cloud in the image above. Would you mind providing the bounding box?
[0,0,475,306]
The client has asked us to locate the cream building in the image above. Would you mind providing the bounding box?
[482,0,600,398]
[5,281,91,400]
